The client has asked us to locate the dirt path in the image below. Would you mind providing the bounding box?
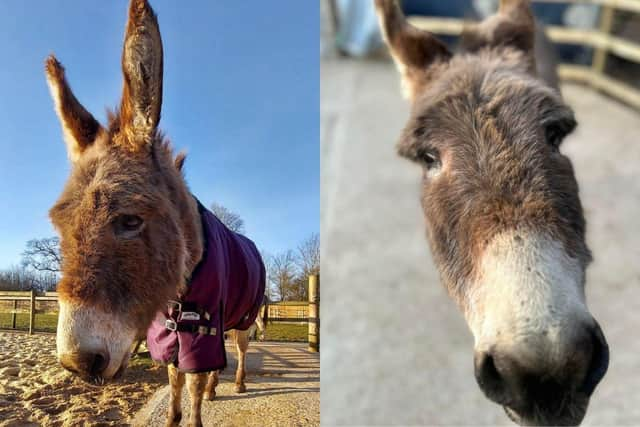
[0,331,165,427]
[133,342,319,427]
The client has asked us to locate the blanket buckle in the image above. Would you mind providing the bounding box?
[165,319,178,331]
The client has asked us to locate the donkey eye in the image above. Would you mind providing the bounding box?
[544,118,575,151]
[423,151,439,169]
[115,215,144,235]
[545,126,563,150]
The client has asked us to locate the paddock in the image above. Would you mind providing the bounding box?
[321,55,640,424]
[0,332,319,427]
[0,274,320,426]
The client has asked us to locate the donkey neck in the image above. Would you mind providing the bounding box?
[174,182,205,296]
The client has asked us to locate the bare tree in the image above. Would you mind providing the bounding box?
[0,265,40,291]
[296,232,320,278]
[269,250,298,301]
[260,250,277,301]
[210,202,245,233]
[21,237,61,274]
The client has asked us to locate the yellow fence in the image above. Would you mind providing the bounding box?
[408,0,640,109]
[0,291,58,334]
[0,274,320,352]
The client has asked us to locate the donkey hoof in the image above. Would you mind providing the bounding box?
[234,383,247,393]
[203,391,216,401]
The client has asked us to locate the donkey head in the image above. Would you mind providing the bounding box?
[47,0,201,383]
[376,0,608,424]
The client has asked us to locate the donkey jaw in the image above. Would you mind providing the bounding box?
[56,302,137,383]
[504,398,588,426]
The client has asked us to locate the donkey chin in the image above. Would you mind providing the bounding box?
[467,232,609,426]
[56,302,137,384]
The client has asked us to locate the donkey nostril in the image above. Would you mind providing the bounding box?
[474,352,508,403]
[90,352,110,377]
[59,351,110,378]
[579,323,609,396]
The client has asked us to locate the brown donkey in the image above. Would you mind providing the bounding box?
[46,1,264,426]
[376,0,608,425]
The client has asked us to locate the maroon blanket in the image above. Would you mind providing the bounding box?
[147,200,265,372]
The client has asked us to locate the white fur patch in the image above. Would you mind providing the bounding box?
[57,302,137,379]
[466,231,590,366]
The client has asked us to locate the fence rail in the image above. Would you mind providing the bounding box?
[0,290,58,334]
[0,275,321,350]
[405,0,640,109]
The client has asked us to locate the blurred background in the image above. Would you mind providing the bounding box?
[321,0,640,425]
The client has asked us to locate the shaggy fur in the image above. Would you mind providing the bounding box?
[46,1,255,426]
[375,0,608,425]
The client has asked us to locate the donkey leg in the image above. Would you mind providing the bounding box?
[166,364,185,427]
[186,372,207,427]
[203,370,219,401]
[234,329,250,393]
[254,314,266,341]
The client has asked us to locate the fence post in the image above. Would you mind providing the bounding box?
[11,299,17,329]
[29,290,36,335]
[591,5,615,76]
[308,274,319,352]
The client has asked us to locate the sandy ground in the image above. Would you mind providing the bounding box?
[321,55,640,425]
[133,342,319,427]
[0,332,166,427]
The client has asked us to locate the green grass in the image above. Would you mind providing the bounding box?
[264,322,308,342]
[0,312,308,342]
[0,312,58,333]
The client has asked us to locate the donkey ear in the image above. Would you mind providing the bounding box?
[375,0,452,102]
[119,0,163,148]
[174,152,186,172]
[462,0,535,56]
[45,55,103,162]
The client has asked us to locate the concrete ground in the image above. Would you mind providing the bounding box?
[321,56,640,425]
[133,342,319,427]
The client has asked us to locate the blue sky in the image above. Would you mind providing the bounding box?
[0,1,318,269]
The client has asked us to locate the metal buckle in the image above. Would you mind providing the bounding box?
[167,300,182,313]
[198,325,216,336]
[179,311,201,321]
[165,319,178,331]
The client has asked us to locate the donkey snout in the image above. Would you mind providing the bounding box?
[474,321,609,413]
[59,350,110,379]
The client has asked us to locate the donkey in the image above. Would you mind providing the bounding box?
[375,0,608,425]
[46,1,266,426]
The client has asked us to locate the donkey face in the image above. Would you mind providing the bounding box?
[47,0,201,383]
[376,0,608,424]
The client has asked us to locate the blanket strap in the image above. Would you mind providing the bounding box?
[167,300,212,321]
[164,318,217,336]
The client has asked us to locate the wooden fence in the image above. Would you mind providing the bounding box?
[0,291,58,334]
[407,0,640,109]
[0,274,321,351]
